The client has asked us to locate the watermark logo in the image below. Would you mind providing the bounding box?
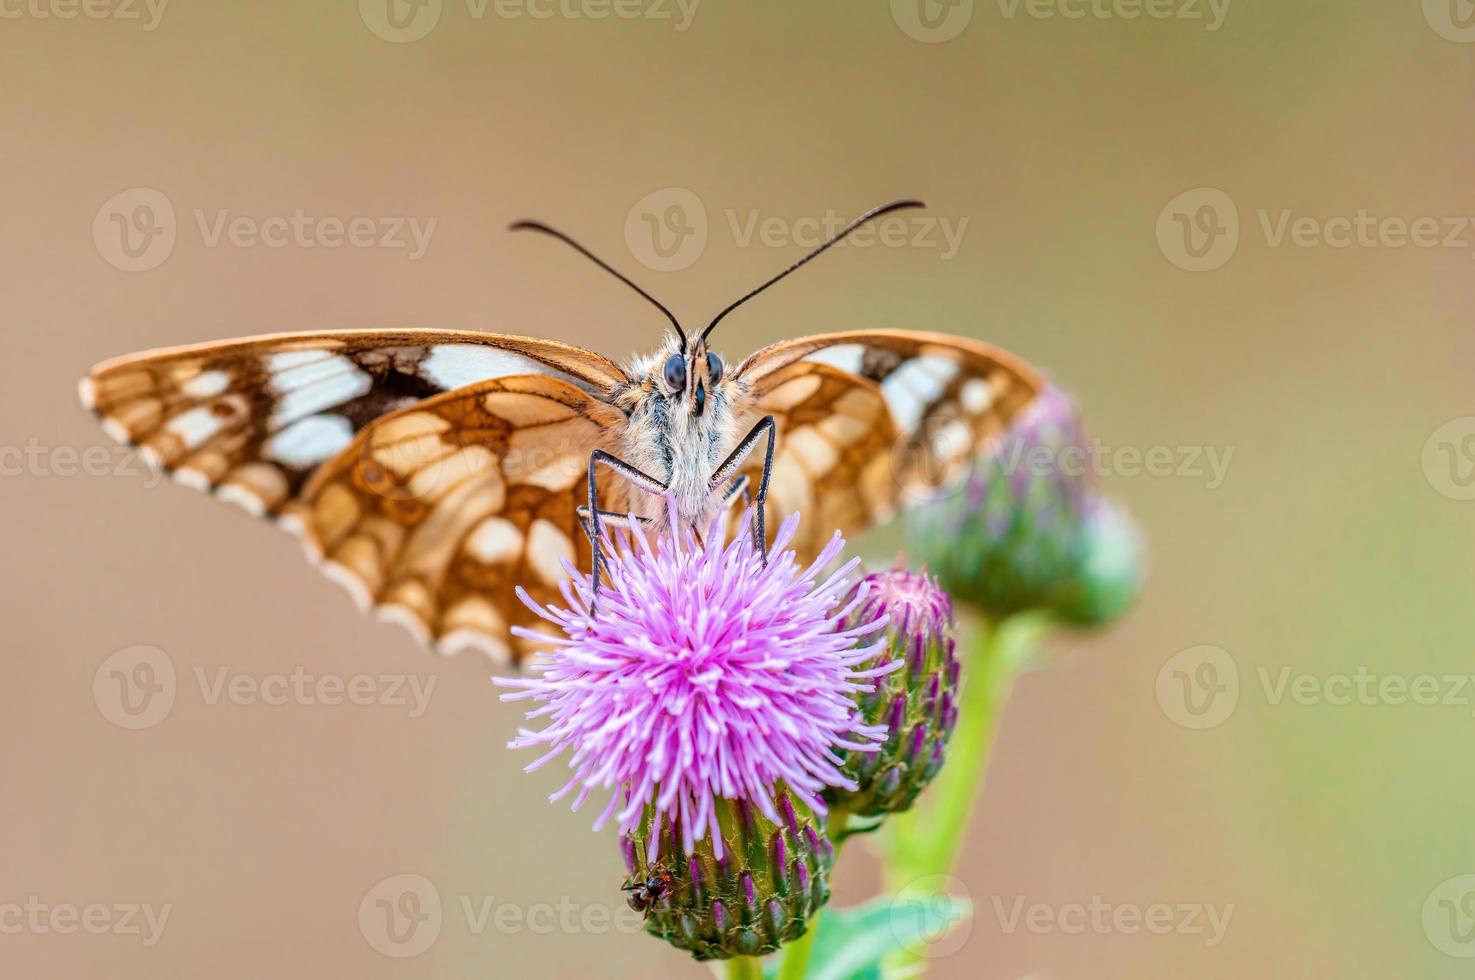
[892,425,1236,506]
[995,0,1231,30]
[359,0,443,42]
[891,412,978,505]
[1156,645,1238,730]
[998,438,1234,489]
[1160,189,1475,271]
[0,0,169,30]
[990,895,1233,946]
[92,645,176,730]
[889,874,973,960]
[93,188,176,273]
[624,186,708,272]
[623,191,969,272]
[0,440,162,487]
[1156,187,1239,272]
[468,0,700,29]
[0,898,171,946]
[1424,0,1475,42]
[1422,417,1475,501]
[1160,652,1475,727]
[727,206,968,260]
[93,193,436,271]
[92,646,438,728]
[1424,874,1475,958]
[360,873,442,958]
[358,873,645,954]
[891,0,974,42]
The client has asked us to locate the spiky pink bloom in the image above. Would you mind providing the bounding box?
[495,501,897,858]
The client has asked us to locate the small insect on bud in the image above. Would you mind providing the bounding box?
[620,791,833,961]
[825,569,958,816]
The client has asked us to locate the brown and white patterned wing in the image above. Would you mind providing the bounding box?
[735,330,1044,559]
[79,329,628,518]
[732,362,900,562]
[283,375,628,665]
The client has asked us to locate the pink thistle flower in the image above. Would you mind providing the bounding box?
[495,499,897,860]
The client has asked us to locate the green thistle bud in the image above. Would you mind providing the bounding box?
[1052,497,1145,628]
[620,790,833,961]
[906,385,1144,626]
[826,570,958,816]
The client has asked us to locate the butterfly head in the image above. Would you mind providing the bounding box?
[658,339,726,419]
[616,336,739,493]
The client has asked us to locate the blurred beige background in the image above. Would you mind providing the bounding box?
[3,1,1474,977]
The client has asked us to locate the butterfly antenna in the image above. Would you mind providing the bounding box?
[699,198,926,344]
[510,220,687,347]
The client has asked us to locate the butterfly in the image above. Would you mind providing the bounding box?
[80,200,1044,664]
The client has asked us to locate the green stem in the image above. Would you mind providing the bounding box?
[727,955,763,980]
[882,613,1046,973]
[776,808,850,980]
[776,910,818,980]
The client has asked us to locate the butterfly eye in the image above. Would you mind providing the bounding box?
[662,353,687,391]
[706,351,723,384]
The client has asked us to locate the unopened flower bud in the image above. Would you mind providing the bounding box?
[906,385,1143,626]
[620,790,833,961]
[826,570,958,815]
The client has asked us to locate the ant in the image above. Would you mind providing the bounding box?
[622,862,684,920]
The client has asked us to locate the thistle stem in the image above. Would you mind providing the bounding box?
[775,808,849,980]
[727,955,763,980]
[776,904,819,980]
[882,613,1045,974]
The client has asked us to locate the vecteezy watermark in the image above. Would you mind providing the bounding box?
[994,0,1231,29]
[93,188,176,273]
[891,0,974,41]
[890,414,1234,507]
[359,0,442,42]
[358,873,644,958]
[1155,188,1239,273]
[890,0,1229,43]
[1157,187,1475,272]
[1422,417,1475,501]
[0,897,171,947]
[1156,645,1239,730]
[1424,0,1475,43]
[93,646,177,730]
[93,188,438,272]
[623,187,708,272]
[1157,646,1475,729]
[358,0,699,42]
[0,439,162,488]
[0,0,168,30]
[1424,874,1475,958]
[888,875,973,960]
[92,645,438,730]
[990,895,1234,947]
[623,187,969,272]
[996,438,1234,489]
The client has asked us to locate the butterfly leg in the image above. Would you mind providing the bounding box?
[577,506,653,530]
[577,506,652,561]
[586,450,667,607]
[707,415,776,564]
[722,473,751,508]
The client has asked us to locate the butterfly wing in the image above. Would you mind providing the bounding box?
[80,330,631,664]
[734,330,1044,560]
[283,375,628,664]
[80,329,628,517]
